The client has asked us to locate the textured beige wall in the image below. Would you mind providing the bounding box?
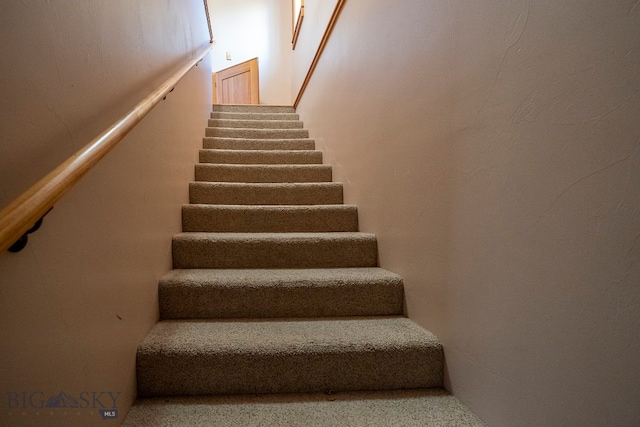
[208,0,292,105]
[0,1,211,425]
[294,1,640,425]
[290,0,339,100]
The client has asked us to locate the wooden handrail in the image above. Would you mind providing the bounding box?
[0,43,214,253]
[203,0,214,43]
[293,0,347,108]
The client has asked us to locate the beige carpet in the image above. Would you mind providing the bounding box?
[123,104,486,425]
[123,389,485,427]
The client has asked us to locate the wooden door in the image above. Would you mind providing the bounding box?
[214,58,260,104]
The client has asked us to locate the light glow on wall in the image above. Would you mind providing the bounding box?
[208,0,270,73]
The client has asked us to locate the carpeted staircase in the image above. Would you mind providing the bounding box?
[123,105,486,426]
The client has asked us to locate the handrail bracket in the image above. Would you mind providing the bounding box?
[8,207,53,253]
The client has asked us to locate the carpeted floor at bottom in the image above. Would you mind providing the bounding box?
[122,388,487,427]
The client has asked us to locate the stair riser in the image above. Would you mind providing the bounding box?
[203,138,315,151]
[137,347,442,397]
[211,112,300,120]
[206,128,309,139]
[199,150,323,165]
[182,205,358,232]
[172,235,378,269]
[208,119,303,129]
[195,165,332,183]
[159,282,402,319]
[189,183,344,205]
[212,105,295,113]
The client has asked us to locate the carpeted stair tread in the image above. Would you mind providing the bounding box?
[195,164,332,183]
[189,182,344,205]
[203,137,315,150]
[211,111,300,121]
[208,118,304,129]
[123,389,487,427]
[136,317,443,396]
[212,104,295,113]
[206,127,309,139]
[172,232,378,269]
[199,149,322,164]
[182,204,358,232]
[158,268,402,319]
